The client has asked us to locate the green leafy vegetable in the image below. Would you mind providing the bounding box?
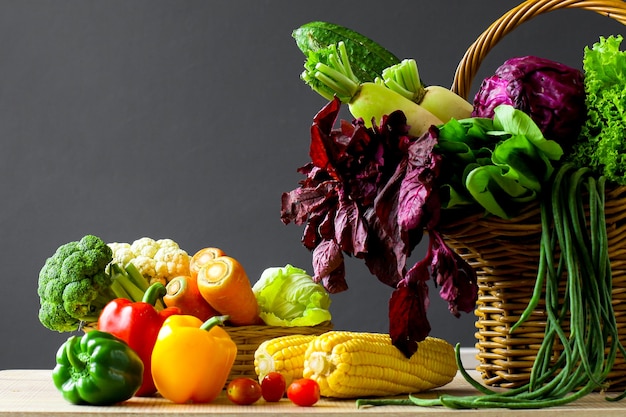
[465,165,537,219]
[437,105,563,219]
[252,264,332,327]
[492,104,564,161]
[569,35,626,184]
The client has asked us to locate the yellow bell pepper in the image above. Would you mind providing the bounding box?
[151,314,237,403]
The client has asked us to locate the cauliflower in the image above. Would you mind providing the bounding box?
[108,237,191,286]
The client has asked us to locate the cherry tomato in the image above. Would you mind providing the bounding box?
[226,377,262,405]
[261,372,286,402]
[287,378,320,407]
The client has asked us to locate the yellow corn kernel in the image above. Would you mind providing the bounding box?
[254,334,318,385]
[303,331,457,398]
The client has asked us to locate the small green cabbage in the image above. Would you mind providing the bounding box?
[252,264,331,327]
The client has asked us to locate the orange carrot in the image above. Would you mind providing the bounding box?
[163,275,220,321]
[189,247,227,279]
[196,256,261,326]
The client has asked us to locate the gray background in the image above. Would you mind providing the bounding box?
[1,0,622,370]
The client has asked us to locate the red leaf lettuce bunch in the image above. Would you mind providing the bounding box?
[281,98,477,357]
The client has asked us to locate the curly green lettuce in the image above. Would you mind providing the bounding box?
[569,35,626,184]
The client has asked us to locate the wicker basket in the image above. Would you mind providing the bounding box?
[441,0,626,389]
[223,322,333,385]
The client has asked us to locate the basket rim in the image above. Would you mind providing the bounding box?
[451,0,626,99]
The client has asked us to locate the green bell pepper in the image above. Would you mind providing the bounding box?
[52,330,144,405]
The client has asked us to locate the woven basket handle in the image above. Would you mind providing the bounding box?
[451,0,626,99]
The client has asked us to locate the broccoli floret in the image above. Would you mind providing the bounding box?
[38,235,120,332]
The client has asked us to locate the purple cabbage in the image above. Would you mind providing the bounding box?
[472,56,586,150]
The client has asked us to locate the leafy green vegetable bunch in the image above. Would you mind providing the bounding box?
[437,105,563,219]
[569,35,626,184]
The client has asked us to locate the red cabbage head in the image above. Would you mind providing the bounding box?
[472,56,586,150]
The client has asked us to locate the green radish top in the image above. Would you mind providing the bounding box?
[380,58,427,104]
[302,41,374,103]
[292,21,400,84]
[301,41,442,137]
[381,58,473,123]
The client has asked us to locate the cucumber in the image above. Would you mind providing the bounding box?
[292,21,400,83]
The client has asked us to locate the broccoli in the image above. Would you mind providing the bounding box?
[37,234,150,332]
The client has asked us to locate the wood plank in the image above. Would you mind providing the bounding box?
[1,369,626,416]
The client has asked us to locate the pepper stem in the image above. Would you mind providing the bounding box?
[64,336,86,372]
[142,282,167,306]
[200,315,230,331]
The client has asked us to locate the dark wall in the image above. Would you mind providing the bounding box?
[1,0,622,369]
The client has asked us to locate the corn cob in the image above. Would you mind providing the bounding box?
[302,331,457,398]
[254,334,317,385]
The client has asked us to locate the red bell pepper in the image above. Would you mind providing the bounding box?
[97,282,181,397]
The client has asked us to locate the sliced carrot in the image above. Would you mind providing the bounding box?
[196,256,261,326]
[163,275,220,321]
[190,247,227,279]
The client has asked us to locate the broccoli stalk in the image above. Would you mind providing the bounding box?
[109,263,148,302]
[109,262,165,310]
[37,234,155,333]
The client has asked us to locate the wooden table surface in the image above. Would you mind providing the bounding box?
[2,369,626,416]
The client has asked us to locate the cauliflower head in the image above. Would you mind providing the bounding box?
[108,237,191,286]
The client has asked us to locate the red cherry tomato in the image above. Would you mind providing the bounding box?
[226,377,262,405]
[261,372,286,402]
[287,378,320,407]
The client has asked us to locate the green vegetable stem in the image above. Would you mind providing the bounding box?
[380,58,473,122]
